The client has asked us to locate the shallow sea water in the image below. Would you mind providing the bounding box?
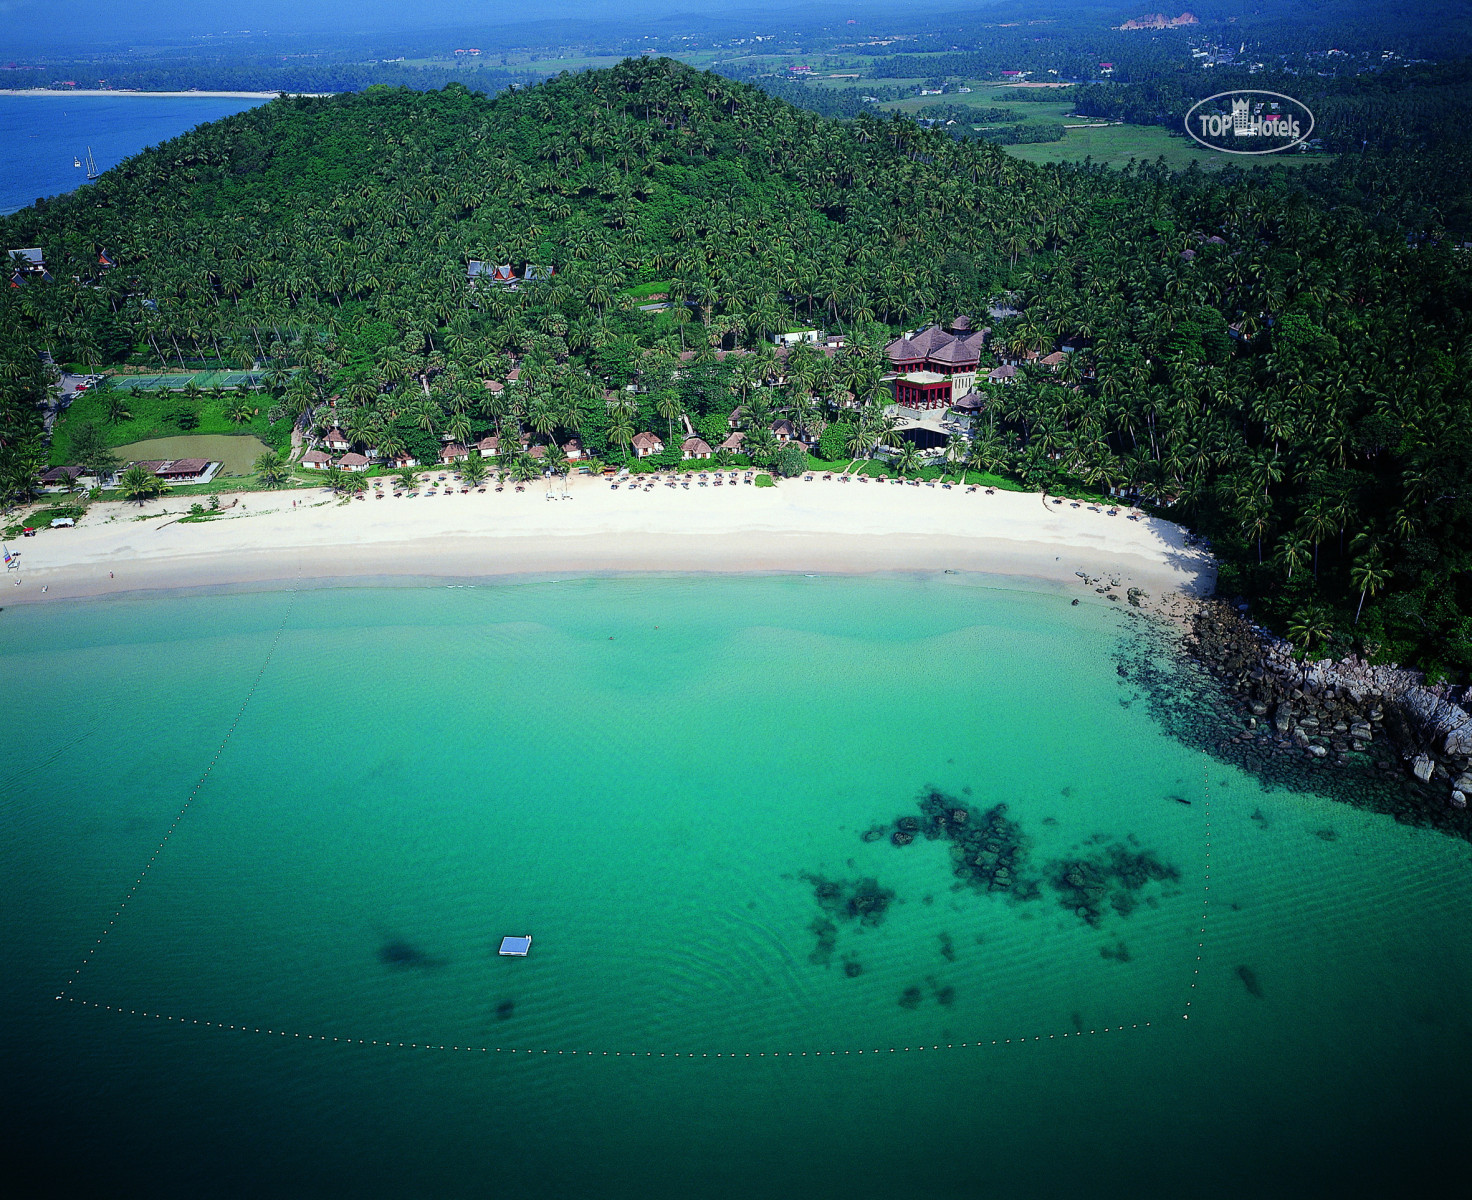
[3,576,1469,1197]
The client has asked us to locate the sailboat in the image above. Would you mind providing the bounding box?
[84,147,99,181]
[74,155,82,168]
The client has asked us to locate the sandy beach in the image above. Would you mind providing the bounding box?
[1,474,1214,605]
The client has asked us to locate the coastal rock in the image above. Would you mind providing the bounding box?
[1412,754,1435,783]
[1452,791,1468,809]
[1308,745,1328,758]
[1404,688,1472,756]
[1453,772,1472,795]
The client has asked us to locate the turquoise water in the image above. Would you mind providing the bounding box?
[3,576,1470,1197]
[0,94,269,215]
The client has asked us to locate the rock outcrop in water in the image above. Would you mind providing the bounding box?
[1046,845,1180,927]
[1115,599,1472,840]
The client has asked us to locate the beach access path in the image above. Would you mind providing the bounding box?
[3,473,1215,604]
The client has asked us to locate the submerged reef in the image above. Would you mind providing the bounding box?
[805,873,896,927]
[378,939,444,969]
[1046,845,1181,927]
[801,784,1185,976]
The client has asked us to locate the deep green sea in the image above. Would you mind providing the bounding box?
[3,576,1469,1198]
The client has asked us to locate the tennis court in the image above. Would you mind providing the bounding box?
[109,370,266,392]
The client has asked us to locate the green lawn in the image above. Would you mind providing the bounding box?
[50,384,290,465]
[621,280,673,300]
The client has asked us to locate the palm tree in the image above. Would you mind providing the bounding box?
[458,455,489,488]
[103,392,132,424]
[395,467,418,493]
[226,395,256,424]
[321,465,349,495]
[1351,552,1392,625]
[943,433,969,480]
[893,442,923,477]
[118,463,163,506]
[254,450,292,488]
[1287,604,1335,656]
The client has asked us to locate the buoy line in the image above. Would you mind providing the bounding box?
[57,591,1216,1061]
[1183,751,1213,1023]
[55,579,300,1002]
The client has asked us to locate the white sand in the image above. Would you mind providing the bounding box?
[2,474,1214,605]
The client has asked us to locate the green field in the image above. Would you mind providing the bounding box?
[50,385,289,465]
[1003,123,1332,171]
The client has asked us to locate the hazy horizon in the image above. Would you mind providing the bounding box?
[0,0,1018,51]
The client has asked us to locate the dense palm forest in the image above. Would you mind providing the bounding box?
[2,57,1471,674]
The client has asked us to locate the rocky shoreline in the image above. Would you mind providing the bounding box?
[1168,598,1472,839]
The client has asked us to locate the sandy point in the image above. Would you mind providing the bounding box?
[1,474,1215,606]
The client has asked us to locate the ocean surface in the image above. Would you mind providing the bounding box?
[0,94,270,216]
[3,576,1469,1198]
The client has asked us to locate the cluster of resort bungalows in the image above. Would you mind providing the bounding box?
[298,314,1075,472]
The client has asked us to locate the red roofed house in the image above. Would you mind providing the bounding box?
[894,371,952,410]
[322,428,350,452]
[885,317,988,396]
[631,432,664,458]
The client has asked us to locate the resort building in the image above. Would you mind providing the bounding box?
[301,450,333,470]
[886,316,989,398]
[719,431,745,453]
[562,438,585,460]
[439,443,470,464]
[631,432,664,458]
[122,457,220,484]
[40,465,85,489]
[682,437,713,459]
[477,435,500,458]
[337,453,370,472]
[322,428,351,452]
[893,371,953,410]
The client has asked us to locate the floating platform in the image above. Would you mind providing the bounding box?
[498,935,532,957]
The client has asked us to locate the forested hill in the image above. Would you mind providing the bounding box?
[3,57,1472,675]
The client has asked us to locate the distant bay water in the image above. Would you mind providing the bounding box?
[3,576,1470,1197]
[0,93,272,216]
